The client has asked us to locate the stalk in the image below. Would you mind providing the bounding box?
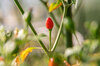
[14,0,49,56]
[14,0,24,14]
[51,0,66,52]
[40,0,66,37]
[65,0,73,48]
[65,0,74,64]
[49,29,52,51]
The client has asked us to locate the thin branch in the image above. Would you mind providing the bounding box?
[14,0,24,14]
[27,20,49,53]
[14,0,49,55]
[51,0,66,52]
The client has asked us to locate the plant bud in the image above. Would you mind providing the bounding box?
[46,17,54,30]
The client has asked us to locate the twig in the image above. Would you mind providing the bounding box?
[51,0,66,52]
[14,0,24,14]
[14,0,49,56]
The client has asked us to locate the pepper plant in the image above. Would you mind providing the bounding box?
[0,0,99,66]
[13,0,79,65]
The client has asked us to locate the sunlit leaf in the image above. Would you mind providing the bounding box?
[15,47,41,65]
[49,0,62,12]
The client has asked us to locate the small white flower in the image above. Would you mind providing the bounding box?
[3,40,16,54]
[64,46,81,57]
[64,48,74,57]
[0,25,6,42]
[0,61,5,66]
[14,28,27,40]
[17,29,27,40]
[14,28,19,38]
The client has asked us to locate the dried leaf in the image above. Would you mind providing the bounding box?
[15,47,41,65]
[49,0,62,12]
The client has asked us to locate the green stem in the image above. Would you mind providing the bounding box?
[14,0,28,30]
[65,30,73,47]
[49,29,52,51]
[40,0,65,38]
[14,0,49,56]
[65,0,73,64]
[25,22,28,30]
[74,33,81,46]
[26,12,49,55]
[14,0,24,14]
[28,22,50,57]
[65,0,73,48]
[51,1,66,52]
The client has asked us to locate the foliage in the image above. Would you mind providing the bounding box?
[49,0,62,12]
[0,0,100,66]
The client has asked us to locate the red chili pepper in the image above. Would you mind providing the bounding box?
[46,17,54,30]
[0,57,4,61]
[64,60,71,66]
[49,58,58,66]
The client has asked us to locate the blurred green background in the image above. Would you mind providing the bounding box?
[0,0,100,66]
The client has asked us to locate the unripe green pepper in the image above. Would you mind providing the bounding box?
[63,17,75,33]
